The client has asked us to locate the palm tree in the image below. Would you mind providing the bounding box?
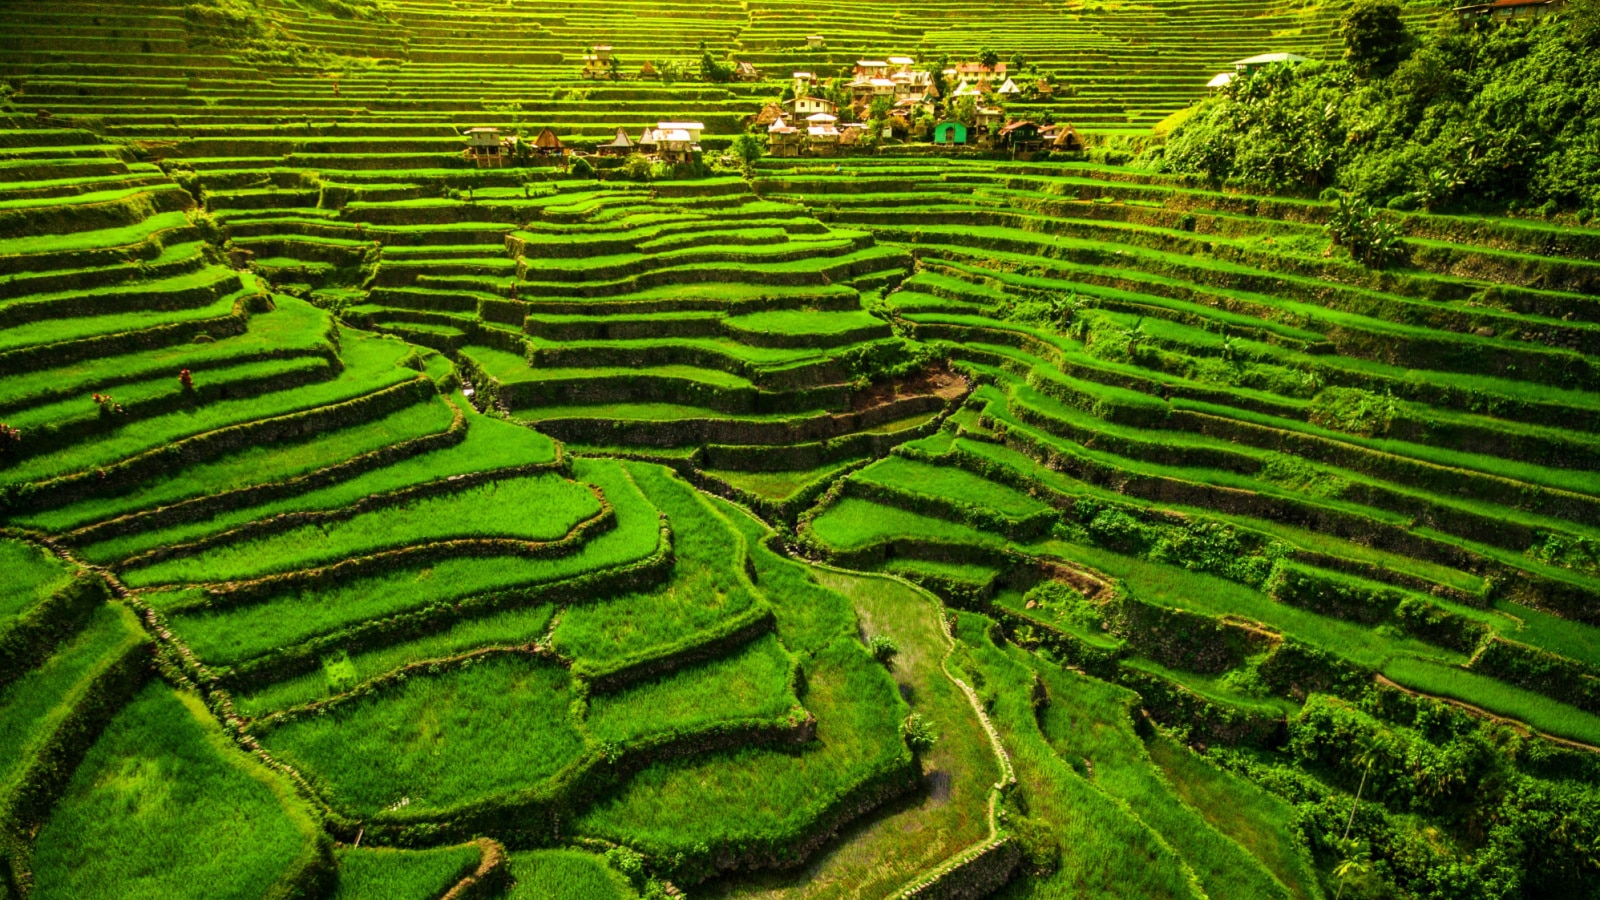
[1121,317,1147,358]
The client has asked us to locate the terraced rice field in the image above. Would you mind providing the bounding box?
[3,0,1600,899]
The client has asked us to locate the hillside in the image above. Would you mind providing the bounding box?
[2,1,1600,900]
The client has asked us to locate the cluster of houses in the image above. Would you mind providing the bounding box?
[461,121,708,168]
[760,56,1081,158]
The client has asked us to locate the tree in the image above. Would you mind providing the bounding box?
[1341,0,1412,78]
[621,153,652,181]
[730,132,763,174]
[606,54,621,80]
[951,95,977,128]
[699,41,731,83]
[979,48,1000,70]
[1009,51,1025,72]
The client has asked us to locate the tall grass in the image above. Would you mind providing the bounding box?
[504,850,637,900]
[122,473,600,586]
[554,463,757,668]
[0,604,142,793]
[0,538,71,620]
[81,400,554,562]
[949,611,1204,900]
[586,633,798,744]
[233,604,556,717]
[4,327,416,485]
[259,654,585,816]
[331,844,481,900]
[1032,656,1299,900]
[1146,735,1324,900]
[29,684,327,900]
[1381,656,1600,747]
[168,458,659,666]
[855,455,1053,518]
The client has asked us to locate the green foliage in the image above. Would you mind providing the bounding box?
[1154,17,1600,212]
[1324,193,1407,268]
[569,155,596,179]
[868,634,900,667]
[620,153,652,182]
[1307,386,1399,437]
[729,133,764,173]
[901,712,937,752]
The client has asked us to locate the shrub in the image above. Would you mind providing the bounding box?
[569,155,596,179]
[868,635,899,667]
[620,153,652,182]
[1325,193,1407,267]
[902,713,937,753]
[1308,386,1398,437]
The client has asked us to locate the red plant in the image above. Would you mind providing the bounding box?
[91,393,125,416]
[179,369,194,390]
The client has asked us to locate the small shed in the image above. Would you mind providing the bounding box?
[532,128,565,157]
[597,128,633,156]
[806,34,825,49]
[997,77,1021,95]
[734,60,760,81]
[1050,123,1085,152]
[1206,72,1234,90]
[933,121,968,145]
[463,126,508,167]
[640,60,658,78]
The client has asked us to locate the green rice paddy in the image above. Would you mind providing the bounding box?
[2,0,1598,897]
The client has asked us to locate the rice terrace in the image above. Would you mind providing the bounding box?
[2,0,1600,896]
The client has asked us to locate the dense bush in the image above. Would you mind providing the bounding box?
[1150,7,1600,216]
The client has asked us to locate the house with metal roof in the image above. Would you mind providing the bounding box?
[1231,52,1308,73]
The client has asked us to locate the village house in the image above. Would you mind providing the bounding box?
[462,126,514,167]
[582,44,616,78]
[933,121,968,145]
[1232,52,1308,74]
[1043,122,1085,152]
[974,105,1005,134]
[597,127,633,157]
[788,95,836,118]
[767,116,803,157]
[806,112,840,155]
[997,119,1044,153]
[639,121,704,163]
[532,128,565,157]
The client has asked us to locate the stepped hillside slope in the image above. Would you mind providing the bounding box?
[2,1,1600,900]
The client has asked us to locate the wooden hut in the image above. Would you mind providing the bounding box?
[463,126,507,168]
[597,128,634,157]
[532,128,565,157]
